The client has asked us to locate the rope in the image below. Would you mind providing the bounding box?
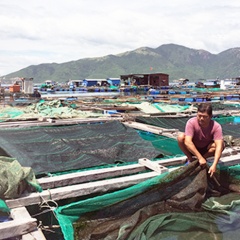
[30,193,60,234]
[31,193,58,218]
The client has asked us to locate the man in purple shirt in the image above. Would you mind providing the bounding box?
[177,103,224,177]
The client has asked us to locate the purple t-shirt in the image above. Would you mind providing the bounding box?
[185,117,223,149]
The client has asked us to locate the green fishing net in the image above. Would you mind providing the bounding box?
[55,161,240,240]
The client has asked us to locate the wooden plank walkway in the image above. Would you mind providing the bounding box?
[6,151,240,209]
[1,118,240,239]
[6,157,186,209]
[0,116,123,128]
[123,121,180,139]
[0,207,45,240]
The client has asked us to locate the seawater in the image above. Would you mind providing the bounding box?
[40,90,142,99]
[40,91,121,99]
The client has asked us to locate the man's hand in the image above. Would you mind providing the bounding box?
[198,157,207,166]
[208,165,217,177]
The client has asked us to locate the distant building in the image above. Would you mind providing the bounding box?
[235,77,240,85]
[8,77,34,94]
[83,79,110,87]
[68,80,84,88]
[120,73,169,87]
[106,78,121,86]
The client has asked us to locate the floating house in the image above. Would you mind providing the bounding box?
[44,80,56,86]
[68,79,84,88]
[220,77,240,89]
[120,73,169,87]
[83,79,110,87]
[67,78,121,88]
[8,77,34,94]
[106,77,121,86]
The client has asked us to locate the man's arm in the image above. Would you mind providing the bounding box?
[208,139,224,177]
[184,135,206,165]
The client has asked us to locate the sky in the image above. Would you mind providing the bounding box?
[0,0,240,76]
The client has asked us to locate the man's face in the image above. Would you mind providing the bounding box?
[197,111,211,127]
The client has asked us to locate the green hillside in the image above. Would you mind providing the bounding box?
[3,44,240,83]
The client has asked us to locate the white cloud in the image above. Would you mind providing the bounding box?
[0,0,240,75]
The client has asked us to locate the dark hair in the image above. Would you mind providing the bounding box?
[197,103,212,116]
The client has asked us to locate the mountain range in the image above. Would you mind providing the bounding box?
[3,44,240,83]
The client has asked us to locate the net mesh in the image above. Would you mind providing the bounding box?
[0,121,163,175]
[0,156,42,199]
[55,161,240,240]
[1,101,240,239]
[136,115,240,140]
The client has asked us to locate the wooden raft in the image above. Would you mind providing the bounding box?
[2,121,240,239]
[123,121,181,139]
[6,151,240,209]
[0,116,123,128]
[6,157,182,209]
[2,157,183,239]
[0,207,45,240]
[3,152,240,239]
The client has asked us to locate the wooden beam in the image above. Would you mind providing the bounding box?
[0,218,37,240]
[218,153,240,166]
[38,156,187,189]
[10,206,32,219]
[11,207,46,240]
[5,153,240,209]
[38,163,149,189]
[7,171,160,209]
[123,121,180,139]
[139,158,168,173]
[0,116,123,128]
[22,230,46,240]
[0,207,38,240]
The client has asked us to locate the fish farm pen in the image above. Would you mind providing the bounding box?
[1,90,240,239]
